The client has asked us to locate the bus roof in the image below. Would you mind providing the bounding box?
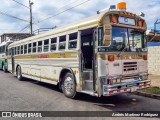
[9,9,143,48]
[0,40,13,47]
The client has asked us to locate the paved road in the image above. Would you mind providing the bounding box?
[0,70,159,120]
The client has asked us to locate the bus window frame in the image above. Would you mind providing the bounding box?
[20,45,24,54]
[43,39,49,52]
[59,35,66,51]
[68,32,78,50]
[14,47,16,55]
[24,44,28,54]
[28,43,32,54]
[17,46,20,55]
[38,41,42,53]
[32,42,37,53]
[50,37,57,52]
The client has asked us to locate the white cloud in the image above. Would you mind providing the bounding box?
[0,0,159,34]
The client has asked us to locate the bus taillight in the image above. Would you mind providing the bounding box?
[108,54,115,61]
[143,54,147,60]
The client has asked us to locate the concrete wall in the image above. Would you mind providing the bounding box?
[148,42,160,75]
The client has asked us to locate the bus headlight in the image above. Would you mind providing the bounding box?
[111,78,121,84]
[112,79,117,84]
[117,79,121,83]
[107,76,121,84]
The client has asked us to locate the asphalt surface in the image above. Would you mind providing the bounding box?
[0,70,160,120]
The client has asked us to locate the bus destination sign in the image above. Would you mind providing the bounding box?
[118,16,136,26]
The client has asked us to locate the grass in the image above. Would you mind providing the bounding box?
[141,86,160,95]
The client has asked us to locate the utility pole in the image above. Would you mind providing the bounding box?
[29,0,34,35]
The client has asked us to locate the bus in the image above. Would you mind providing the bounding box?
[7,2,150,98]
[0,40,13,72]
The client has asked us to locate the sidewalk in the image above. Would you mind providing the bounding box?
[136,74,160,100]
[149,74,160,87]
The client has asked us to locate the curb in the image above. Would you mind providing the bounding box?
[136,91,160,100]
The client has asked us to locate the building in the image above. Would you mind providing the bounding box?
[146,30,160,42]
[0,33,31,43]
[147,30,160,75]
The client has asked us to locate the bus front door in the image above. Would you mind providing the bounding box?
[80,28,96,92]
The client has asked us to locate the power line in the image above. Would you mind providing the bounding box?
[53,0,70,6]
[43,0,83,17]
[19,25,30,32]
[12,0,29,9]
[32,0,81,22]
[38,0,91,23]
[11,0,33,34]
[0,11,29,22]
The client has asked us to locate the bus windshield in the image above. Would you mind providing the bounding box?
[98,27,147,52]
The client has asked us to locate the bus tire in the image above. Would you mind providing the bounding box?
[1,64,3,70]
[61,72,76,98]
[16,66,23,80]
[2,64,7,73]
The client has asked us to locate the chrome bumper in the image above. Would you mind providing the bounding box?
[103,79,150,96]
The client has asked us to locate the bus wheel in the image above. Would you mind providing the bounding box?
[2,65,7,73]
[16,66,22,80]
[61,73,76,98]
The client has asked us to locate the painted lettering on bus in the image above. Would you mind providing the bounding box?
[38,54,49,58]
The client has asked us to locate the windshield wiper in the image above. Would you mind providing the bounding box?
[117,43,129,57]
[133,42,142,56]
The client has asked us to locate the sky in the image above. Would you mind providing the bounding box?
[0,0,159,34]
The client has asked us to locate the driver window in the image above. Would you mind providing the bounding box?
[111,27,127,51]
[128,29,142,49]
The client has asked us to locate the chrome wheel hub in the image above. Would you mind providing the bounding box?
[64,77,74,94]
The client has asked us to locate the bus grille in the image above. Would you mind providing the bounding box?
[123,62,137,72]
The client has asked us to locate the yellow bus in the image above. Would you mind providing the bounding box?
[7,2,150,98]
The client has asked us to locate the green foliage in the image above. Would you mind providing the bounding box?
[142,86,160,95]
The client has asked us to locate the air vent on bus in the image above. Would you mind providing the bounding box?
[123,62,137,72]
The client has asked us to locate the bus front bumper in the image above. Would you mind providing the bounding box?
[102,79,150,96]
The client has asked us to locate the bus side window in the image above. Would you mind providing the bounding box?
[28,43,31,54]
[24,44,27,54]
[0,47,1,53]
[17,46,20,55]
[21,45,23,54]
[7,49,10,55]
[59,35,66,50]
[8,49,11,56]
[51,37,57,51]
[11,48,14,56]
[5,46,7,54]
[69,32,77,49]
[9,48,12,55]
[33,42,37,53]
[1,46,5,53]
[44,39,49,52]
[38,41,42,53]
[14,47,16,55]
